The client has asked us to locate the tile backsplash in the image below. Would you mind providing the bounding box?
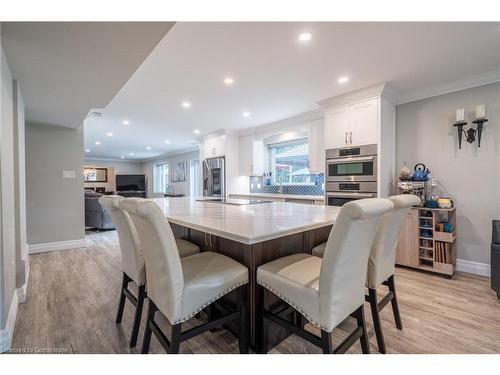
[250,174,324,196]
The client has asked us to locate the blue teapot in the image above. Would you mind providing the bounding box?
[412,163,430,181]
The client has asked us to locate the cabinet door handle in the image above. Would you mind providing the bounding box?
[345,132,348,145]
[349,132,352,144]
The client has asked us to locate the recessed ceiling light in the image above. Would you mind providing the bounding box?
[146,146,151,150]
[223,77,234,86]
[122,120,130,125]
[165,140,171,144]
[298,32,312,42]
[85,149,90,153]
[193,129,200,134]
[243,111,251,117]
[95,141,101,145]
[129,152,134,156]
[182,101,191,108]
[120,156,125,159]
[338,76,349,84]
[106,132,113,137]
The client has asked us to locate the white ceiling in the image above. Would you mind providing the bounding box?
[2,22,174,128]
[84,22,500,160]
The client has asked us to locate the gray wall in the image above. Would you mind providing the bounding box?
[26,123,85,244]
[1,41,27,346]
[396,82,500,265]
[141,150,199,198]
[13,80,27,291]
[1,46,16,329]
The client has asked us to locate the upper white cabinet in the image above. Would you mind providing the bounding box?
[238,136,264,176]
[324,106,350,149]
[324,97,379,149]
[238,136,252,175]
[348,98,378,146]
[308,119,325,173]
[201,134,226,159]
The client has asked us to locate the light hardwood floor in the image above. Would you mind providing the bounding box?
[11,230,500,354]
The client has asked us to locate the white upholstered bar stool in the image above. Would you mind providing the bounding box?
[311,194,420,353]
[99,195,201,348]
[257,198,393,354]
[119,198,249,354]
[364,194,420,353]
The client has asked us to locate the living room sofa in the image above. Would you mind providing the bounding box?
[85,190,115,230]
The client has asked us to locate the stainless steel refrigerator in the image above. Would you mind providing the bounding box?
[202,157,225,197]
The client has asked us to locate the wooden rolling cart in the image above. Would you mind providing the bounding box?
[396,206,457,277]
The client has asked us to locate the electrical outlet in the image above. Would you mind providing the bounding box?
[62,170,76,179]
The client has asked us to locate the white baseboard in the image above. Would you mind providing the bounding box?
[457,258,490,277]
[17,268,29,304]
[28,238,87,254]
[0,290,19,353]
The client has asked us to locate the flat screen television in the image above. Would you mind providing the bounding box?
[116,174,146,192]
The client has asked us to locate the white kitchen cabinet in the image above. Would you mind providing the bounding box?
[238,136,252,175]
[319,83,396,198]
[202,135,225,159]
[308,119,325,173]
[324,106,350,149]
[348,98,379,146]
[238,136,264,176]
[324,97,379,149]
[252,139,265,176]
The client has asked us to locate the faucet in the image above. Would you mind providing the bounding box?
[277,179,283,195]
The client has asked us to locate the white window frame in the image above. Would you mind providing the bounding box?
[268,138,314,186]
[153,162,169,193]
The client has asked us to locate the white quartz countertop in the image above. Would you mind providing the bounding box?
[151,197,339,245]
[229,193,325,201]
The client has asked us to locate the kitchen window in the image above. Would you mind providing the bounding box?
[268,139,313,185]
[153,162,169,193]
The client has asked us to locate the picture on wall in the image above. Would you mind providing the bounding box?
[171,161,187,182]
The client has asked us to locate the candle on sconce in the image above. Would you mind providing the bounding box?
[475,104,485,119]
[455,108,465,122]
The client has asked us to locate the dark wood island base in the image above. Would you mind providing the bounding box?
[170,223,332,350]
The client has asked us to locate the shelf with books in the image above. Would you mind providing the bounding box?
[411,206,457,277]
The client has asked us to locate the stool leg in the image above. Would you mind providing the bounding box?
[169,324,182,354]
[262,316,270,354]
[115,272,128,324]
[141,300,155,354]
[368,288,386,354]
[206,304,219,332]
[129,284,146,347]
[256,284,268,354]
[354,305,370,354]
[387,275,403,330]
[238,285,249,354]
[321,330,332,354]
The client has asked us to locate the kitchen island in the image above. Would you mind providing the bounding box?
[150,197,340,349]
[229,193,324,205]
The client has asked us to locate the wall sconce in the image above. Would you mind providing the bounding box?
[452,105,488,149]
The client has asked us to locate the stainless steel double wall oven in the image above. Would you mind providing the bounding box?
[325,144,378,206]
